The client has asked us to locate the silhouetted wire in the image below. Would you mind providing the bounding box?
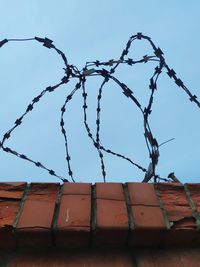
[159,138,175,148]
[0,33,199,183]
[7,38,35,41]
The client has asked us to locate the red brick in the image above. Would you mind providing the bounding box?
[16,183,59,247]
[97,199,128,228]
[55,183,91,248]
[129,205,165,246]
[96,183,124,200]
[127,183,165,230]
[131,205,165,229]
[0,201,21,228]
[17,200,56,228]
[156,183,197,247]
[128,182,159,205]
[27,183,59,201]
[0,182,26,199]
[1,181,200,251]
[127,183,165,247]
[62,182,91,195]
[157,183,195,230]
[95,183,128,247]
[0,182,26,250]
[186,184,200,214]
[57,195,91,229]
[163,204,196,227]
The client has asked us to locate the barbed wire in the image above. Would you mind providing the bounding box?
[0,33,199,183]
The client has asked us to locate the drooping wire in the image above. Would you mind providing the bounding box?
[0,33,199,183]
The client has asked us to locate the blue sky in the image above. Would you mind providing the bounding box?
[0,0,200,183]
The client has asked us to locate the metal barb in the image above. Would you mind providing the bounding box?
[0,34,199,183]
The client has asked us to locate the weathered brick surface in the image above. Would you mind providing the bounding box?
[127,183,165,247]
[0,182,26,249]
[131,205,165,229]
[56,183,91,248]
[156,183,197,246]
[62,183,91,195]
[184,183,200,245]
[96,182,125,200]
[0,183,26,200]
[186,184,200,214]
[0,181,200,250]
[128,182,159,206]
[156,183,195,229]
[16,183,59,247]
[128,183,165,229]
[95,183,129,246]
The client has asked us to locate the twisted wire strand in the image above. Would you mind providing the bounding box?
[0,33,199,183]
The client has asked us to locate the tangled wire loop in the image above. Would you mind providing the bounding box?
[0,33,199,183]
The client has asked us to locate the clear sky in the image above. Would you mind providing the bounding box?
[0,0,200,184]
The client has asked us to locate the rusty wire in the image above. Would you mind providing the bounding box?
[0,33,199,183]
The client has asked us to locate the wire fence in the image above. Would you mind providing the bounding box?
[0,33,199,183]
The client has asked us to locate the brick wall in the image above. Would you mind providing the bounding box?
[1,182,200,250]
